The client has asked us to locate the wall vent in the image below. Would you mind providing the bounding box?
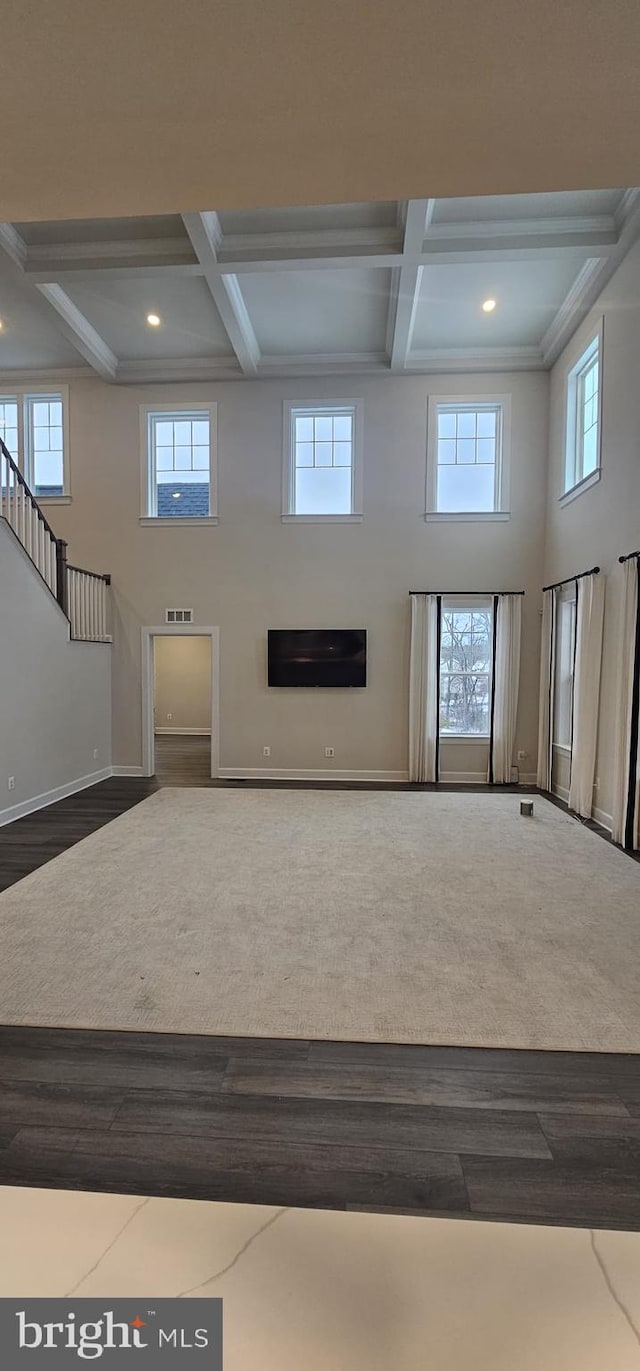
[165,608,194,624]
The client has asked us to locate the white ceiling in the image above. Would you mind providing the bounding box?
[0,188,639,383]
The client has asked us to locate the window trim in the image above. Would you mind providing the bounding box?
[282,399,364,522]
[426,394,511,521]
[139,401,218,524]
[561,321,603,502]
[439,595,494,740]
[0,384,70,500]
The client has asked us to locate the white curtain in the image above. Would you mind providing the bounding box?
[612,558,640,848]
[489,594,522,784]
[568,572,605,818]
[409,593,440,782]
[536,587,556,790]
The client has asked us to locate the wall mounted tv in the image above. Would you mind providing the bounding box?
[268,629,367,687]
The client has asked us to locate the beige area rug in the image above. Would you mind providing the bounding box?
[0,788,639,1051]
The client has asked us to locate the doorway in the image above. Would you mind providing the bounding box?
[141,626,220,779]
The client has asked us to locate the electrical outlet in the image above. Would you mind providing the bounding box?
[263,746,271,757]
[93,748,99,760]
[325,747,335,758]
[517,750,527,762]
[166,712,172,721]
[7,776,15,790]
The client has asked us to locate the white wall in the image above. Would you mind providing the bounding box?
[0,521,111,821]
[545,237,640,823]
[154,635,212,732]
[45,370,548,779]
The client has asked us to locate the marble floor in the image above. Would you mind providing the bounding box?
[2,1185,640,1368]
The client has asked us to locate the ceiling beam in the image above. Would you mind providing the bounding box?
[35,284,118,380]
[389,200,434,371]
[182,212,260,376]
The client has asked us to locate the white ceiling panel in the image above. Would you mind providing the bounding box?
[219,203,397,237]
[411,259,584,351]
[63,276,233,360]
[0,255,84,369]
[432,189,624,226]
[15,216,187,247]
[241,269,391,355]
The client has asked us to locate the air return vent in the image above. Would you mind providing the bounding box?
[165,608,194,624]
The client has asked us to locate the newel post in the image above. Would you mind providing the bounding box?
[55,538,69,616]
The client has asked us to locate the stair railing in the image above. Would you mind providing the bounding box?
[0,435,111,642]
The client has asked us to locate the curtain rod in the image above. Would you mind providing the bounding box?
[619,550,640,563]
[542,565,600,593]
[409,590,525,597]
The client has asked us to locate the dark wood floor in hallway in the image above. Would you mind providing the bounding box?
[0,773,638,1229]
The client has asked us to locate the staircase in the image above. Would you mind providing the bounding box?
[0,436,110,642]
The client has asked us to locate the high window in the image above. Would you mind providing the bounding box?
[284,403,363,519]
[427,398,509,518]
[564,332,602,498]
[142,405,217,522]
[0,390,68,497]
[439,602,493,736]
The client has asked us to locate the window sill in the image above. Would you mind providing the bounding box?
[139,516,219,527]
[281,513,363,524]
[559,468,601,507]
[425,511,510,523]
[37,494,71,505]
[440,735,490,744]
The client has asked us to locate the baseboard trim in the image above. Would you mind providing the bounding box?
[0,768,112,828]
[593,804,613,832]
[154,728,211,736]
[112,765,145,777]
[217,767,410,783]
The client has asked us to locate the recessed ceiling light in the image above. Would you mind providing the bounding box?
[482,298,497,313]
[146,312,161,327]
[0,319,4,330]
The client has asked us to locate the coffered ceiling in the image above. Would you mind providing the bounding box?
[0,189,638,384]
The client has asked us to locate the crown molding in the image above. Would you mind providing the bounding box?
[542,190,640,365]
[257,351,389,377]
[0,366,93,384]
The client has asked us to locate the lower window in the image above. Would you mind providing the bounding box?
[143,405,216,519]
[553,593,577,747]
[439,602,493,736]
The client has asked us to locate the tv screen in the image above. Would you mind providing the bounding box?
[268,629,367,687]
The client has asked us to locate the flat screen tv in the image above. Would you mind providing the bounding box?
[268,629,367,688]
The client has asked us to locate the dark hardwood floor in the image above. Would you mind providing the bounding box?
[0,1027,638,1229]
[0,770,639,1228]
[153,732,213,787]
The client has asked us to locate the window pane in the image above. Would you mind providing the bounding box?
[477,410,496,438]
[49,402,63,426]
[295,442,314,467]
[333,441,352,467]
[34,450,63,494]
[193,446,209,471]
[32,402,49,425]
[192,420,209,445]
[437,439,457,465]
[295,466,352,515]
[457,438,476,464]
[156,480,210,517]
[0,402,18,454]
[554,599,576,746]
[295,415,314,442]
[314,415,333,442]
[477,438,495,464]
[440,673,490,734]
[437,463,494,512]
[155,422,174,446]
[333,414,352,441]
[438,411,456,439]
[457,411,476,439]
[174,421,192,445]
[156,447,173,471]
[582,424,598,476]
[315,441,332,467]
[174,445,192,471]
